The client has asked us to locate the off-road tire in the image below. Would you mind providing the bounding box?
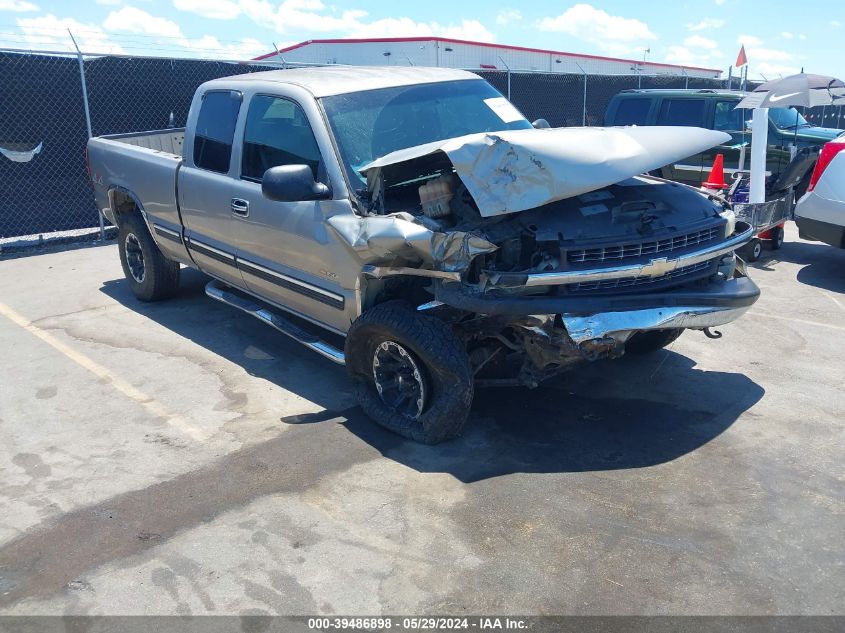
[345,301,473,444]
[625,328,683,355]
[117,213,180,302]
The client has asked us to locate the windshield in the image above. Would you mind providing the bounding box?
[321,79,533,189]
[769,107,809,129]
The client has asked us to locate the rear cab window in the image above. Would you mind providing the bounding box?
[657,98,706,127]
[612,98,651,126]
[193,90,242,173]
[241,95,323,182]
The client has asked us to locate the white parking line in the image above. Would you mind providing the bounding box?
[749,310,845,332]
[0,302,206,441]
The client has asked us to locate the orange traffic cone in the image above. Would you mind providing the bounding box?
[702,154,728,190]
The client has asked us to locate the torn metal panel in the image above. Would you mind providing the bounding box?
[361,127,731,218]
[326,213,497,272]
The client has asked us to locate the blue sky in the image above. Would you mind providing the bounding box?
[0,0,841,79]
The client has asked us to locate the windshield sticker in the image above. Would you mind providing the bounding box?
[579,204,609,216]
[483,97,524,123]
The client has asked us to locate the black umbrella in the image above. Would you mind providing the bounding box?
[736,73,845,109]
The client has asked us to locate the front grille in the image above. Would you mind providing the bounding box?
[565,259,715,294]
[567,226,722,264]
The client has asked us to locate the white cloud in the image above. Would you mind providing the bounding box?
[752,47,793,62]
[684,34,717,49]
[714,0,727,5]
[833,20,842,28]
[240,0,367,33]
[687,18,725,31]
[180,34,267,58]
[798,33,807,40]
[441,20,495,42]
[0,0,38,10]
[173,0,241,20]
[664,44,723,67]
[537,3,655,57]
[538,4,656,46]
[345,16,434,38]
[103,7,183,38]
[343,16,495,43]
[737,34,762,47]
[14,13,124,53]
[94,0,120,5]
[496,9,522,26]
[756,61,800,77]
[100,6,271,58]
[781,31,794,39]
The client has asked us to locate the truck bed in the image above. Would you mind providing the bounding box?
[102,128,185,156]
[87,128,185,228]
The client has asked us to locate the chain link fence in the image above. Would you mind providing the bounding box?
[0,50,283,239]
[2,48,829,240]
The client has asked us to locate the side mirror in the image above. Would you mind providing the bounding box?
[261,164,330,202]
[532,118,551,129]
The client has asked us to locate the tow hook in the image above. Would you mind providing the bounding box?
[703,327,723,339]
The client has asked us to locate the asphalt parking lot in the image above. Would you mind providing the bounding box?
[0,222,842,616]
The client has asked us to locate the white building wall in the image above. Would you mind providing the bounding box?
[273,40,721,79]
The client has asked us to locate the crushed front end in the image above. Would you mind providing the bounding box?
[344,127,760,387]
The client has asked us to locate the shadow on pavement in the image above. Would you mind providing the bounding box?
[752,239,845,294]
[331,351,764,483]
[101,268,764,485]
[100,268,350,413]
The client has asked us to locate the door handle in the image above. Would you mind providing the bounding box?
[231,198,250,217]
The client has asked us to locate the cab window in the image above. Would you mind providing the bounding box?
[193,91,241,173]
[613,98,651,126]
[657,98,705,126]
[714,101,745,131]
[241,95,322,182]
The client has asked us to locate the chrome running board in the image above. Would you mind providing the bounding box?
[204,280,345,365]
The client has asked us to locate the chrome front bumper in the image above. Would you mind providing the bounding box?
[561,302,751,344]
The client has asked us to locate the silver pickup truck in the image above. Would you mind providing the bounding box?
[87,66,759,443]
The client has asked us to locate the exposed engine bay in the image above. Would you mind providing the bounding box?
[325,127,752,387]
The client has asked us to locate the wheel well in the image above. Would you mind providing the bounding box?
[361,275,434,312]
[108,188,143,226]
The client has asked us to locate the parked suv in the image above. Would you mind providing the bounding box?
[605,89,843,195]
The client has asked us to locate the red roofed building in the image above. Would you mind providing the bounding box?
[255,37,721,79]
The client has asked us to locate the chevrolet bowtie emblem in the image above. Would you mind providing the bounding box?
[645,257,678,277]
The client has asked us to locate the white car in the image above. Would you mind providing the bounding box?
[795,134,845,249]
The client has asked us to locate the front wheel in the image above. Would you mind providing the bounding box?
[117,213,180,301]
[625,329,683,355]
[345,301,473,444]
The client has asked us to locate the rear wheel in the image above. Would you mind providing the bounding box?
[345,301,473,444]
[117,213,180,301]
[625,329,683,355]
[769,225,785,250]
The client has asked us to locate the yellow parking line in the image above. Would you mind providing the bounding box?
[0,302,206,441]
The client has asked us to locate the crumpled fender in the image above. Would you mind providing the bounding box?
[361,126,731,217]
[326,212,497,272]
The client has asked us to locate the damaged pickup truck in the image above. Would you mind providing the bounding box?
[87,67,759,443]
